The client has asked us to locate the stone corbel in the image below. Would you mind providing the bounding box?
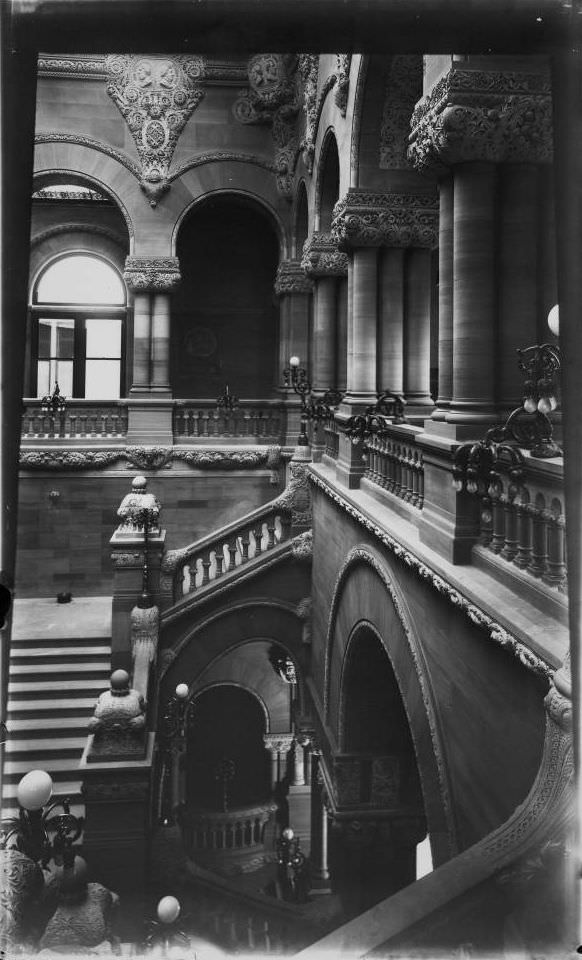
[301,232,348,278]
[408,66,553,175]
[332,189,438,250]
[274,260,314,296]
[123,256,181,292]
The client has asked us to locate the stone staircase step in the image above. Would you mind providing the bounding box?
[8,697,98,718]
[8,678,109,698]
[2,778,82,802]
[0,797,84,821]
[3,756,86,777]
[11,635,110,649]
[7,716,90,738]
[10,645,111,663]
[5,735,87,756]
[10,661,111,677]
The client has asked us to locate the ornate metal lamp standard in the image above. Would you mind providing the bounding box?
[343,390,407,447]
[283,356,344,452]
[214,758,236,813]
[40,382,67,437]
[0,770,83,869]
[216,383,239,414]
[117,476,161,609]
[158,684,196,825]
[275,827,309,902]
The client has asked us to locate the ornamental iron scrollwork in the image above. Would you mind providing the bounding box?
[344,391,407,447]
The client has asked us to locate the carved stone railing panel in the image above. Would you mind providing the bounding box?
[363,424,425,510]
[180,801,277,855]
[332,753,400,810]
[21,400,129,440]
[476,454,566,593]
[323,414,339,460]
[173,400,286,443]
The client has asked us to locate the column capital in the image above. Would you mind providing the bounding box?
[408,65,553,174]
[274,259,314,296]
[123,256,182,292]
[332,189,438,250]
[263,733,295,754]
[301,232,348,278]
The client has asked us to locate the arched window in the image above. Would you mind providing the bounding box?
[31,254,126,399]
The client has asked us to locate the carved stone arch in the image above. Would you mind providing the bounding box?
[192,680,271,733]
[349,55,370,188]
[159,599,305,715]
[32,152,136,246]
[29,227,128,292]
[170,170,288,259]
[293,179,310,258]
[323,543,458,865]
[314,127,340,231]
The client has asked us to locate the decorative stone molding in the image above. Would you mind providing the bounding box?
[332,189,438,250]
[274,259,314,296]
[105,55,206,206]
[31,223,127,251]
[311,472,553,679]
[123,256,181,292]
[291,529,313,562]
[233,54,300,198]
[35,132,141,179]
[301,232,348,278]
[274,461,312,527]
[298,54,319,174]
[37,54,108,80]
[19,445,286,472]
[379,55,423,169]
[334,54,352,116]
[170,151,276,182]
[408,67,553,174]
[110,552,142,567]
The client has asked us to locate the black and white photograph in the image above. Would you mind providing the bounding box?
[0,1,580,957]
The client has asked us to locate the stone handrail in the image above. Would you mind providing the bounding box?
[21,398,129,440]
[162,461,312,604]
[363,422,425,510]
[173,399,286,443]
[475,450,566,593]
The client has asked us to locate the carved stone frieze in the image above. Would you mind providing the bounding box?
[334,54,352,116]
[20,445,285,473]
[301,232,348,278]
[274,461,312,527]
[110,552,142,567]
[298,54,319,174]
[408,67,553,174]
[379,55,423,169]
[332,190,438,250]
[311,472,552,680]
[274,260,314,296]
[105,55,206,205]
[291,529,313,562]
[123,257,181,292]
[37,54,108,80]
[233,54,300,198]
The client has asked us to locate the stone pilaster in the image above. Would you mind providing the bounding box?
[123,256,181,444]
[274,259,313,444]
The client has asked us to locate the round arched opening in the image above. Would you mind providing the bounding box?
[332,624,428,915]
[186,684,270,811]
[318,135,340,232]
[173,195,279,399]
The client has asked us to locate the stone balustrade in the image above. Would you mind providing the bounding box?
[364,427,425,509]
[475,453,566,593]
[173,400,286,443]
[21,399,129,440]
[180,801,277,856]
[165,499,293,602]
[323,414,340,460]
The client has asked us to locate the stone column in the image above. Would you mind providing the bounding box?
[264,734,294,792]
[293,740,305,786]
[274,260,313,444]
[498,164,539,411]
[378,248,405,394]
[404,247,433,416]
[123,256,181,444]
[432,175,454,420]
[332,190,438,487]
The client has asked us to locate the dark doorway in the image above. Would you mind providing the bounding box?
[174,195,279,399]
[187,684,270,811]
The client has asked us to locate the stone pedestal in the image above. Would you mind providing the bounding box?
[126,399,174,445]
[110,529,166,672]
[287,784,312,858]
[417,431,480,563]
[80,733,155,894]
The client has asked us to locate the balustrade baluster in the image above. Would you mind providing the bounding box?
[112,414,120,437]
[530,504,549,578]
[513,499,533,568]
[543,509,566,589]
[239,531,251,562]
[266,517,276,548]
[411,457,420,506]
[227,539,238,570]
[253,524,264,556]
[215,548,225,578]
[489,493,505,554]
[201,555,212,585]
[500,495,519,561]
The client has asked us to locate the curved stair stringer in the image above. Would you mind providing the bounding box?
[294,657,575,958]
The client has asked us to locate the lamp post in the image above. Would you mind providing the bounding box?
[344,390,407,447]
[275,826,309,902]
[145,896,190,955]
[117,476,161,608]
[40,382,67,437]
[214,758,236,813]
[216,384,239,413]
[159,684,195,824]
[0,770,83,868]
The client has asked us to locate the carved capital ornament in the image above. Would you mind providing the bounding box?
[123,257,181,292]
[332,190,438,250]
[301,232,348,278]
[274,260,314,296]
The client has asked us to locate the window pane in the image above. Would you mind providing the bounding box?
[85,318,122,358]
[37,318,75,358]
[85,360,121,399]
[36,359,73,398]
[37,255,125,305]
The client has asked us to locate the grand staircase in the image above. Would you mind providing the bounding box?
[1,597,112,820]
